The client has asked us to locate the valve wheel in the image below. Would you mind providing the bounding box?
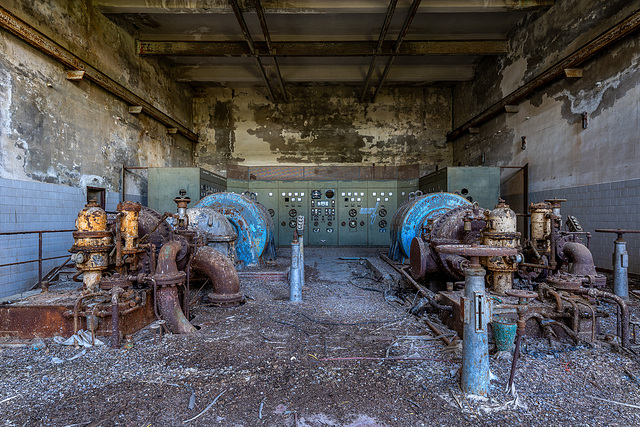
[349,208,357,217]
[289,208,297,217]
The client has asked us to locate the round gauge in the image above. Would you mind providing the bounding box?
[349,208,357,217]
[289,220,296,228]
[289,208,297,217]
[268,209,275,217]
[379,208,387,217]
[379,220,387,228]
[349,219,357,228]
[325,189,335,199]
[311,190,321,199]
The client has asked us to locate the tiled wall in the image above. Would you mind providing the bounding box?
[0,178,119,298]
[529,178,640,274]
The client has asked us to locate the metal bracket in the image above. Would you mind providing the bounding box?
[475,292,486,333]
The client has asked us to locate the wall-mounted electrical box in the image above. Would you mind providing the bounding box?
[249,180,280,245]
[277,181,309,245]
[419,167,500,208]
[148,167,226,215]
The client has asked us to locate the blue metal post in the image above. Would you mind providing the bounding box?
[613,237,629,299]
[461,264,490,396]
[290,240,302,302]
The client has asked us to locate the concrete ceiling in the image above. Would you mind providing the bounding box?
[97,0,555,100]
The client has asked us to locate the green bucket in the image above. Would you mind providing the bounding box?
[492,317,517,352]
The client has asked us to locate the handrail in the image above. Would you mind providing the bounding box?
[0,229,75,288]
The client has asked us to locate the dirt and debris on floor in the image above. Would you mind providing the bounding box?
[0,248,639,426]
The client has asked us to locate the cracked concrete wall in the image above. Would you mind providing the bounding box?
[193,86,452,177]
[0,0,194,196]
[451,0,640,271]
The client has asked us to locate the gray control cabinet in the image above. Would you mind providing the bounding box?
[337,182,368,246]
[277,181,309,245]
[148,167,226,215]
[419,167,500,209]
[249,181,280,246]
[367,181,396,246]
[308,181,338,246]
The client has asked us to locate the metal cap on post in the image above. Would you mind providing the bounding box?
[596,229,640,299]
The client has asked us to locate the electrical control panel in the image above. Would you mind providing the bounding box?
[367,182,396,246]
[308,181,337,246]
[337,182,368,246]
[249,181,280,246]
[278,181,309,245]
[148,167,226,215]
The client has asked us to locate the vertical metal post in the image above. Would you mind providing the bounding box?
[290,239,302,302]
[461,265,489,396]
[613,237,629,299]
[38,231,43,288]
[297,215,305,287]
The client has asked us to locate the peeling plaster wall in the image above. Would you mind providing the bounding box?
[193,86,452,177]
[0,0,194,194]
[451,0,640,271]
[0,0,194,294]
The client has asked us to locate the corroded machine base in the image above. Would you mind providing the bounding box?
[0,289,156,339]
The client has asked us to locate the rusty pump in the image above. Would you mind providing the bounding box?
[68,192,244,346]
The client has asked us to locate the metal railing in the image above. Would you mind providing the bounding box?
[0,229,75,288]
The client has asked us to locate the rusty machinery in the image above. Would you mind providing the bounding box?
[389,193,630,354]
[0,192,245,346]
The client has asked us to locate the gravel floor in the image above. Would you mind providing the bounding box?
[0,248,639,426]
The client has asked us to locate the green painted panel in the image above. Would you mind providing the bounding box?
[337,181,368,246]
[308,181,338,246]
[277,181,310,245]
[367,181,397,246]
[148,167,226,215]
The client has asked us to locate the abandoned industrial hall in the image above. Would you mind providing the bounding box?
[1,0,640,425]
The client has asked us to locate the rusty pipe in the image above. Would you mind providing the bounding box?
[192,246,243,306]
[573,288,629,348]
[111,288,123,349]
[154,242,196,334]
[562,242,597,276]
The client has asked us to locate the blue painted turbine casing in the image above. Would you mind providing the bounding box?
[389,192,471,261]
[194,192,276,267]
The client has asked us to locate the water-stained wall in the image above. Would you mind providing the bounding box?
[193,86,452,176]
[0,0,195,195]
[451,0,640,271]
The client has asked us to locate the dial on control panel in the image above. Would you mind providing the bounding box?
[289,208,297,217]
[349,208,357,217]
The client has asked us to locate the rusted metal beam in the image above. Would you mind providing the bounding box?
[371,0,423,102]
[447,8,640,142]
[253,0,288,103]
[138,40,508,57]
[228,0,277,102]
[360,0,399,103]
[0,6,198,143]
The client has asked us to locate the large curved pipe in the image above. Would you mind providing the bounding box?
[562,242,596,276]
[193,246,243,306]
[155,241,196,334]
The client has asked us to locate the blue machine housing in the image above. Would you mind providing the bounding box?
[194,192,277,267]
[389,192,471,261]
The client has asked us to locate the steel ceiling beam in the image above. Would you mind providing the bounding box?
[96,0,555,14]
[359,0,398,103]
[0,5,198,142]
[371,0,422,103]
[138,39,508,57]
[228,0,278,102]
[253,0,288,103]
[447,7,640,142]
